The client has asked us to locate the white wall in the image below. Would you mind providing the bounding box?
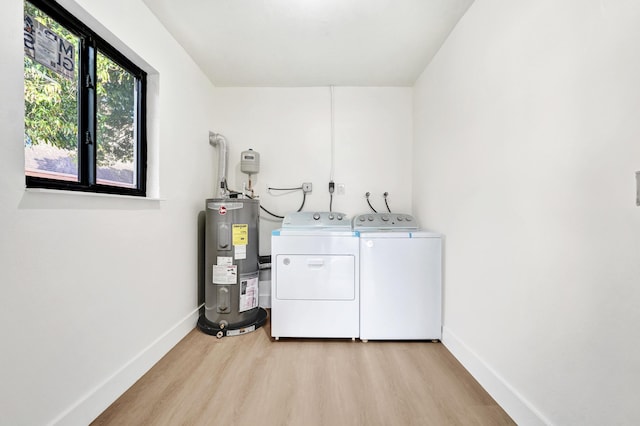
[0,0,217,424]
[413,0,640,424]
[1,2,413,423]
[210,86,413,255]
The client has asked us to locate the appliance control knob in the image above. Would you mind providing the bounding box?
[406,216,413,221]
[381,215,390,221]
[367,215,374,221]
[358,216,365,222]
[313,213,321,220]
[397,216,404,221]
[337,215,343,220]
[328,214,335,220]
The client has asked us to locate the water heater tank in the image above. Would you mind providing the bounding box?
[199,198,266,337]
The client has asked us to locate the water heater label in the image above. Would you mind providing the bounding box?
[232,224,248,245]
[239,276,259,312]
[212,264,237,284]
[217,256,233,266]
[226,325,255,336]
[235,244,247,260]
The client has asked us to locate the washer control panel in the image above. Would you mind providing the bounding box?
[352,213,419,230]
[282,211,350,229]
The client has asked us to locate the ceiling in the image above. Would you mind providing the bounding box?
[142,0,474,87]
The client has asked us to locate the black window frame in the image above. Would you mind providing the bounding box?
[25,0,147,197]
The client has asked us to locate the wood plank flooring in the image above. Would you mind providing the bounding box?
[93,317,514,425]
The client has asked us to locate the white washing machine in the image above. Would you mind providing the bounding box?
[354,213,442,341]
[271,212,359,340]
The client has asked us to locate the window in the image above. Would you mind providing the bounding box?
[24,0,147,196]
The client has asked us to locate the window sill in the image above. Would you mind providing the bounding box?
[25,187,165,201]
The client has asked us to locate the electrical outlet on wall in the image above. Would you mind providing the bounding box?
[337,183,345,195]
[302,182,312,193]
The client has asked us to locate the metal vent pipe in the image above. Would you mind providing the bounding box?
[209,131,228,198]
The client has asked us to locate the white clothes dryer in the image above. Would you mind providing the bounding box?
[354,213,442,341]
[271,212,359,340]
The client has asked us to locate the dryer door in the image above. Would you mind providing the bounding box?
[275,254,355,300]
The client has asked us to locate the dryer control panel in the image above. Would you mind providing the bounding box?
[353,213,419,230]
[282,211,350,229]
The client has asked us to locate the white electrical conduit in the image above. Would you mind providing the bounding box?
[330,86,335,182]
[209,131,229,198]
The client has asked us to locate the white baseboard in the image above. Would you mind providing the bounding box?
[51,307,201,426]
[442,327,551,426]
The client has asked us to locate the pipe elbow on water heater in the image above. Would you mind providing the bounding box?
[209,131,228,198]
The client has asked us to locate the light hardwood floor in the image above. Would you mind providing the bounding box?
[93,317,514,425]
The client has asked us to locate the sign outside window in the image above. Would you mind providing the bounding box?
[24,14,75,80]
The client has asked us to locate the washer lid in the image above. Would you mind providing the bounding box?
[357,230,442,238]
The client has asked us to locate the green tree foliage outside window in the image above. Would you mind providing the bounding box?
[24,1,137,177]
[96,53,136,167]
[24,2,78,152]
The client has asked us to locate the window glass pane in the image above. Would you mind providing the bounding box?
[96,52,137,189]
[24,2,80,182]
